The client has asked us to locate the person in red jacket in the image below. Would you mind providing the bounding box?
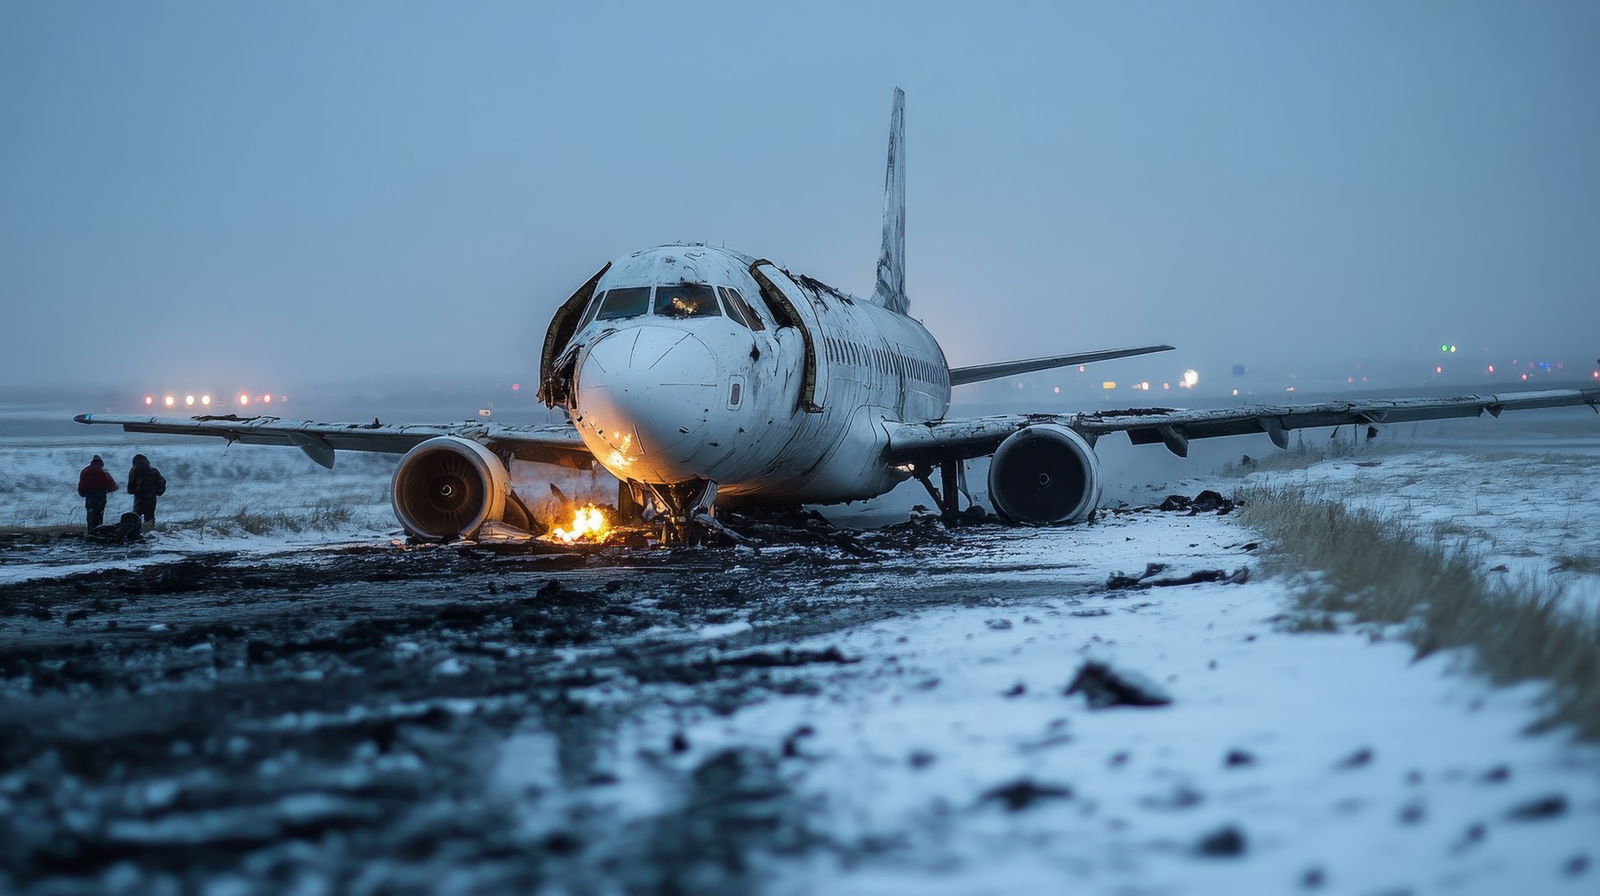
[76,455,118,532]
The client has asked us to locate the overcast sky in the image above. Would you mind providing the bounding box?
[3,1,1597,395]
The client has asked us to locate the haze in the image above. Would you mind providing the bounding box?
[3,1,1597,397]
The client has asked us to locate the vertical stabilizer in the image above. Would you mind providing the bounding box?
[873,88,909,314]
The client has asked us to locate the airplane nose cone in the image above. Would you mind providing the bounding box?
[574,327,722,472]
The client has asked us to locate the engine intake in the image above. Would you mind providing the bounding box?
[391,437,510,540]
[987,424,1103,524]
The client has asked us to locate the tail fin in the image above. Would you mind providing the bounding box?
[872,87,909,314]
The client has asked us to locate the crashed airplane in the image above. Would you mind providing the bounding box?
[76,89,1600,542]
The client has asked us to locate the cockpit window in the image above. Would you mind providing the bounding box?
[654,284,722,319]
[595,286,652,320]
[719,286,765,330]
[577,291,606,330]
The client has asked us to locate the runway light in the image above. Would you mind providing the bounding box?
[144,395,153,406]
[1434,366,1443,374]
[512,383,521,391]
[1052,386,1060,394]
[1181,369,1199,389]
[1101,381,1117,390]
[1487,365,1495,374]
[200,394,211,406]
[164,395,175,407]
[1162,382,1170,390]
[1347,376,1355,383]
[1522,373,1529,381]
[1077,365,1086,373]
[238,394,250,406]
[184,394,195,406]
[1285,386,1296,392]
[1231,388,1239,396]
[262,394,272,404]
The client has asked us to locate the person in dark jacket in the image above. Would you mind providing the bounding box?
[126,454,167,526]
[76,455,118,532]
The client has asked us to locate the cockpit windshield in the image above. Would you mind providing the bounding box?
[594,287,652,321]
[653,284,722,319]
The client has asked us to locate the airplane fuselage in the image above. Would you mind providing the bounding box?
[560,244,949,504]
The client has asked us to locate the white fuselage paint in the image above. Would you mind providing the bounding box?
[565,244,949,504]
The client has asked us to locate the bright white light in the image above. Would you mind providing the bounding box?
[144,395,154,406]
[184,394,195,406]
[1181,369,1199,389]
[238,394,250,406]
[1231,388,1239,396]
[262,394,272,404]
[164,395,175,407]
[1052,386,1060,394]
[200,394,211,406]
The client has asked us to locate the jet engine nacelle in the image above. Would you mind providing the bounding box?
[391,436,511,541]
[987,424,1103,525]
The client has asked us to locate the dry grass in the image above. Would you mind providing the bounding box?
[1237,484,1600,740]
[165,502,363,538]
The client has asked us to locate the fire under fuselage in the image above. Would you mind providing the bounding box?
[556,244,948,504]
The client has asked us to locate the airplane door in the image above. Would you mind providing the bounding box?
[749,261,829,413]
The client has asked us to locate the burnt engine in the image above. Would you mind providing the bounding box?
[390,437,532,541]
[986,424,1103,525]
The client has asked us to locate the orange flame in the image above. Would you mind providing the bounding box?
[549,504,610,544]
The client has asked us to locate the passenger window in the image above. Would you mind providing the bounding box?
[655,284,722,319]
[596,287,652,320]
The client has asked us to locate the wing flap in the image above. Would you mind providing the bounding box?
[886,387,1600,463]
[73,414,594,469]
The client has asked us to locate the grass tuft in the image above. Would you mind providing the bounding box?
[166,501,363,538]
[1237,484,1600,740]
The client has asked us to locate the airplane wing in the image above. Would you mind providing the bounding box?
[948,344,1175,386]
[885,387,1600,464]
[72,413,594,470]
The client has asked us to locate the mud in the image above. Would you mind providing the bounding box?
[0,524,1022,895]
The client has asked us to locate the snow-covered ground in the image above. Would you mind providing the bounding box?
[1234,444,1600,617]
[2,412,1596,893]
[544,507,1598,895]
[0,433,618,583]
